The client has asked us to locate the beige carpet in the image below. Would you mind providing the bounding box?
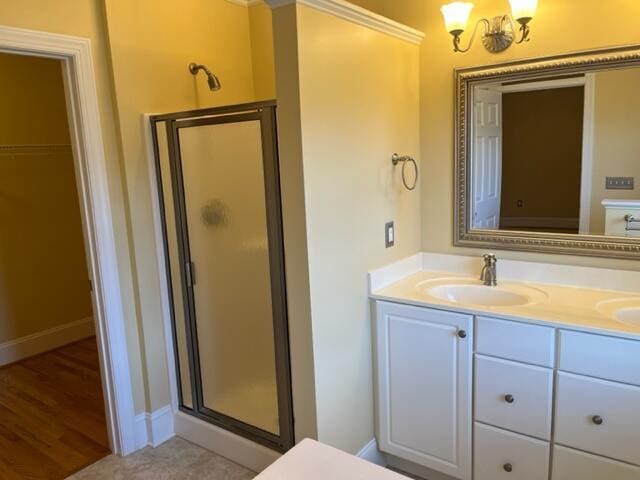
[67,437,255,480]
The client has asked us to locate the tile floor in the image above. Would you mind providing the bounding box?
[67,437,255,480]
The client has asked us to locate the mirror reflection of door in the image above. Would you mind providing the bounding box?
[473,88,503,229]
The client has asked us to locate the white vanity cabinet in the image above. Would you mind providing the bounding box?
[374,301,473,480]
[373,301,640,480]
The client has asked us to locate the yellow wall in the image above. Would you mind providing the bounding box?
[0,53,92,344]
[352,0,640,271]
[249,2,277,100]
[590,68,640,234]
[0,0,146,411]
[0,53,71,145]
[272,3,422,453]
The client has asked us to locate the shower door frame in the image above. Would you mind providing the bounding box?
[149,101,294,453]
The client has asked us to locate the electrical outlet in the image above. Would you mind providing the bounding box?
[385,221,395,248]
[606,177,634,190]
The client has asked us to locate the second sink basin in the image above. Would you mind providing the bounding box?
[617,308,640,326]
[418,278,548,307]
[597,298,640,327]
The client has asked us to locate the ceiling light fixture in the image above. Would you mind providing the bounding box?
[441,0,538,53]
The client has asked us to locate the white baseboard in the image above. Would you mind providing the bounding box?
[0,317,95,367]
[135,405,175,449]
[174,410,280,472]
[356,438,387,467]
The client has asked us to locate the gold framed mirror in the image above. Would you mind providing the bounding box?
[455,45,640,259]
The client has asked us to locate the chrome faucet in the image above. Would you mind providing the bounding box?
[480,254,497,286]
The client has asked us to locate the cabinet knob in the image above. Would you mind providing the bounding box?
[503,463,513,473]
[457,330,467,339]
[592,415,604,425]
[504,394,515,404]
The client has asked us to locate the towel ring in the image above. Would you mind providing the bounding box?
[392,153,418,191]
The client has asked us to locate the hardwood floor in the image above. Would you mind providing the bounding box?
[0,337,110,479]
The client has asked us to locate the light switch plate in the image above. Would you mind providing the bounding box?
[606,176,634,190]
[385,221,395,248]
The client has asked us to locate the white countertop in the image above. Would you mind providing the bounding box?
[254,439,407,480]
[371,269,640,340]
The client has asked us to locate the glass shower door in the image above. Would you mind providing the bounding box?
[151,103,293,451]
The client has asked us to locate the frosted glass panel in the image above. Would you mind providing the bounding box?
[156,124,193,409]
[178,120,279,434]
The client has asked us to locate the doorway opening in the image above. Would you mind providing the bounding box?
[0,51,111,478]
[472,75,595,234]
[0,24,139,470]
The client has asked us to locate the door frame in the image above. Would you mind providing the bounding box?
[0,26,138,454]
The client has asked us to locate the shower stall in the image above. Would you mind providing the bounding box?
[150,101,294,452]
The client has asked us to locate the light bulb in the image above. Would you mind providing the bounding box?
[509,0,538,22]
[441,2,474,34]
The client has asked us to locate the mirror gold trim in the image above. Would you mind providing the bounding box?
[455,45,640,259]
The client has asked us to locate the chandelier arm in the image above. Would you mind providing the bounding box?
[453,18,490,53]
[508,15,531,44]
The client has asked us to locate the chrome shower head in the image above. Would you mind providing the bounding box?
[189,62,222,91]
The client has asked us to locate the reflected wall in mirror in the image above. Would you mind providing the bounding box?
[455,46,640,259]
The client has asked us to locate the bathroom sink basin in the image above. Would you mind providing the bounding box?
[597,298,640,327]
[616,308,640,326]
[428,285,530,306]
[417,278,548,307]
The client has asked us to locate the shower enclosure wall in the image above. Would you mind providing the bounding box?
[150,101,294,452]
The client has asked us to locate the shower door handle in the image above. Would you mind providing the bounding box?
[186,261,196,287]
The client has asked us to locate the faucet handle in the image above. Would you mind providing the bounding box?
[483,253,497,264]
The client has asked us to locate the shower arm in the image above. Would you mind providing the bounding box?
[189,62,212,77]
[189,62,222,91]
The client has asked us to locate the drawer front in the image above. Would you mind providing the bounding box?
[555,372,640,465]
[559,330,640,385]
[476,316,555,367]
[552,446,640,480]
[475,355,553,440]
[474,423,549,480]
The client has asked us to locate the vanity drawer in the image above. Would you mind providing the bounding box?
[555,372,640,465]
[559,330,640,385]
[476,316,555,367]
[474,423,549,480]
[475,355,553,440]
[552,446,640,480]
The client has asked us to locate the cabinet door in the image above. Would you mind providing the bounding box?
[375,301,472,480]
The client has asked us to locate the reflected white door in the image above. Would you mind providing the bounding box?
[473,88,503,229]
